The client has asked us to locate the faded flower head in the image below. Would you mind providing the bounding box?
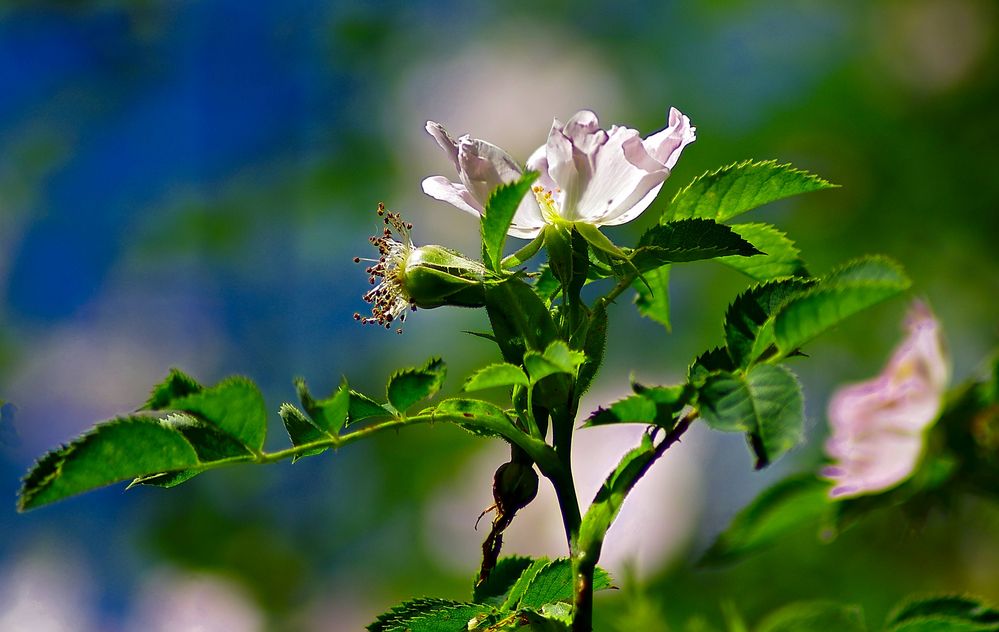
[422,107,695,238]
[822,301,949,499]
[355,204,492,332]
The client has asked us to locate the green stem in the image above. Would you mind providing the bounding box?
[571,413,696,631]
[256,412,560,478]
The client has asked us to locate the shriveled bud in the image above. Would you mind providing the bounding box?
[492,460,539,515]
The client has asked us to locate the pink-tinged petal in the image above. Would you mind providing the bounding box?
[545,112,612,220]
[425,121,461,171]
[562,110,608,158]
[525,143,559,192]
[822,301,948,499]
[574,126,668,224]
[825,432,923,499]
[455,136,523,205]
[642,107,697,170]
[421,176,484,217]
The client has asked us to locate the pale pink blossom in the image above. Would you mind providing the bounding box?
[422,108,695,239]
[822,302,949,499]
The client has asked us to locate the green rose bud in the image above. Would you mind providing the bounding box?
[356,206,499,332]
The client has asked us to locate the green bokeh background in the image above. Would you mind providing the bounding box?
[0,1,996,629]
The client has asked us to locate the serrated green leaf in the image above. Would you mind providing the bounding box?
[159,412,254,461]
[169,377,267,452]
[474,556,535,606]
[514,558,613,610]
[578,434,657,555]
[368,597,492,632]
[633,382,691,428]
[585,393,657,427]
[718,223,808,281]
[697,364,804,468]
[632,219,761,272]
[724,278,816,368]
[143,368,203,410]
[773,256,911,355]
[464,363,530,391]
[576,303,607,397]
[755,601,866,632]
[889,596,999,628]
[387,357,447,415]
[543,341,586,373]
[532,264,561,302]
[688,347,736,385]
[889,619,997,632]
[665,160,835,223]
[129,469,201,489]
[279,403,328,461]
[294,377,350,435]
[485,277,560,366]
[18,416,201,511]
[433,398,516,438]
[501,558,550,611]
[700,474,831,566]
[482,172,539,271]
[523,355,564,384]
[633,265,671,329]
[348,389,390,425]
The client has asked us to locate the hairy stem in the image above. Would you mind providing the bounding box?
[571,413,697,631]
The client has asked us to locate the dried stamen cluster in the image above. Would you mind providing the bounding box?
[353,203,415,334]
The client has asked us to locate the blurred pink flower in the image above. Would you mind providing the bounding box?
[823,301,949,499]
[422,108,695,238]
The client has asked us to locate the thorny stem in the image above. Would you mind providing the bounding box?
[571,412,697,632]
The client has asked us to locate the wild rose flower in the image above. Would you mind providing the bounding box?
[422,108,695,239]
[354,205,494,332]
[822,302,949,499]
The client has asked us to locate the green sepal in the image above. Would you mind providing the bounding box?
[697,364,805,468]
[664,159,836,223]
[18,415,201,511]
[481,171,539,271]
[572,221,627,260]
